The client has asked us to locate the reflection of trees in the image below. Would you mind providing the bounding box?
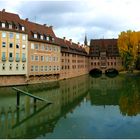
[89,74,140,116]
[119,76,140,116]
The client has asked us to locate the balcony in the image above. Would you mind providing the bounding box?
[22,57,26,62]
[2,57,6,62]
[16,57,20,62]
[9,57,14,62]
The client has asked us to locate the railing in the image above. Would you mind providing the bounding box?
[9,57,14,62]
[12,87,52,109]
[16,57,20,62]
[22,57,26,62]
[2,57,6,62]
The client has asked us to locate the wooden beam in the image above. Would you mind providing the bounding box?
[12,87,52,104]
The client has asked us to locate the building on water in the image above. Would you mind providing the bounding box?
[0,9,123,86]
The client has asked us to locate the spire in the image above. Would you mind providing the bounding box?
[84,34,88,46]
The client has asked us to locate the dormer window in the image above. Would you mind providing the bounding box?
[9,24,12,29]
[46,36,49,41]
[2,23,5,28]
[15,26,19,30]
[22,26,24,31]
[40,35,43,40]
[52,38,55,42]
[34,34,37,39]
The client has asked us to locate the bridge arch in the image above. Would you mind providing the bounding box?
[89,68,102,78]
[105,68,119,78]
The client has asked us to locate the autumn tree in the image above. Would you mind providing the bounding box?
[118,30,140,71]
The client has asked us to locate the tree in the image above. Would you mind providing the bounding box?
[118,30,140,71]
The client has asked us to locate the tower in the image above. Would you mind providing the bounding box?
[84,34,88,46]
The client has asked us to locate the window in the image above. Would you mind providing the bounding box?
[46,56,49,62]
[34,34,37,39]
[57,66,59,70]
[22,44,26,49]
[31,66,34,71]
[35,66,38,71]
[22,53,25,59]
[53,66,56,71]
[31,43,34,49]
[31,55,34,61]
[2,42,6,47]
[46,36,49,41]
[40,35,43,40]
[9,24,12,29]
[9,33,14,39]
[22,26,25,31]
[52,38,54,42]
[40,66,43,71]
[49,46,52,51]
[2,32,6,38]
[45,66,48,71]
[45,46,49,51]
[41,45,44,50]
[9,52,13,58]
[2,23,5,28]
[16,34,19,39]
[53,57,55,62]
[22,35,26,40]
[35,56,39,61]
[49,56,52,62]
[16,53,19,58]
[2,52,6,57]
[41,56,44,61]
[9,43,13,48]
[49,66,51,71]
[16,44,19,49]
[35,44,39,50]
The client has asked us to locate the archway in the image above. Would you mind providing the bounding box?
[105,68,119,78]
[89,68,102,78]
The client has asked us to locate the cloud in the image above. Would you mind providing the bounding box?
[1,0,140,44]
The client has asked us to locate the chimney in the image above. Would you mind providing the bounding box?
[81,44,84,48]
[77,42,80,47]
[2,9,5,12]
[63,37,66,42]
[44,24,47,26]
[49,25,53,29]
[25,18,29,21]
[69,39,72,45]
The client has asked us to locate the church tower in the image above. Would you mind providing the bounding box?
[84,34,90,54]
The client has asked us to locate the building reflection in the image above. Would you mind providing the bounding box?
[89,74,140,116]
[0,75,89,138]
[1,74,140,138]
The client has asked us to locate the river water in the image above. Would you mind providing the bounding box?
[0,74,140,139]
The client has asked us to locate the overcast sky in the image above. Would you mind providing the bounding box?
[0,0,140,44]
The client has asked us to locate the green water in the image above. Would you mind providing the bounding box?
[0,74,140,139]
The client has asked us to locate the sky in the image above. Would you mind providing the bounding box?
[0,0,140,44]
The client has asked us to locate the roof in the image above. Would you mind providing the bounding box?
[0,10,27,34]
[57,37,87,55]
[89,39,119,57]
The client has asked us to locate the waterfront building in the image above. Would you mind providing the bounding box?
[22,19,61,83]
[0,9,28,86]
[89,39,123,73]
[57,37,89,79]
[0,9,124,86]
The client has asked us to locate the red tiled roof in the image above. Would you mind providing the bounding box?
[21,20,56,38]
[57,37,87,55]
[0,10,20,22]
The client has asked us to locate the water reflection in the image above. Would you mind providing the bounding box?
[0,74,140,138]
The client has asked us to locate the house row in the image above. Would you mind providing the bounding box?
[0,9,123,86]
